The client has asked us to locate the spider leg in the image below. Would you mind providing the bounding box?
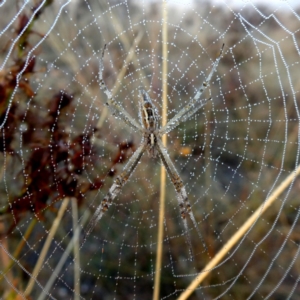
[156,139,207,259]
[83,142,146,242]
[99,44,143,132]
[179,97,211,125]
[159,44,224,136]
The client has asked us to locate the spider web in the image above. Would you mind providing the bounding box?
[0,0,300,299]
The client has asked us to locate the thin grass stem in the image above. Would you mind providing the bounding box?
[24,197,70,297]
[153,1,168,299]
[37,210,90,300]
[178,164,300,300]
[72,199,80,300]
[0,218,37,284]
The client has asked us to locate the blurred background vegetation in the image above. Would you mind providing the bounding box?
[0,0,300,299]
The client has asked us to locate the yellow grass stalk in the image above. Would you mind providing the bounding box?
[178,164,300,300]
[37,209,90,300]
[0,218,37,285]
[153,1,168,299]
[72,199,80,300]
[24,197,70,297]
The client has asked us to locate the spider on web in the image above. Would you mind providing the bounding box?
[84,43,224,256]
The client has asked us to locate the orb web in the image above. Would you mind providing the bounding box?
[0,0,300,299]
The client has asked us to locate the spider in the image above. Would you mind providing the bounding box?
[84,43,224,255]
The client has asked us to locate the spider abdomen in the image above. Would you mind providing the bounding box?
[143,130,158,158]
[141,101,159,130]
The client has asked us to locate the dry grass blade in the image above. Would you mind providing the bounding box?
[37,210,90,300]
[153,1,168,299]
[24,197,70,297]
[72,199,80,300]
[0,218,37,287]
[178,164,300,300]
